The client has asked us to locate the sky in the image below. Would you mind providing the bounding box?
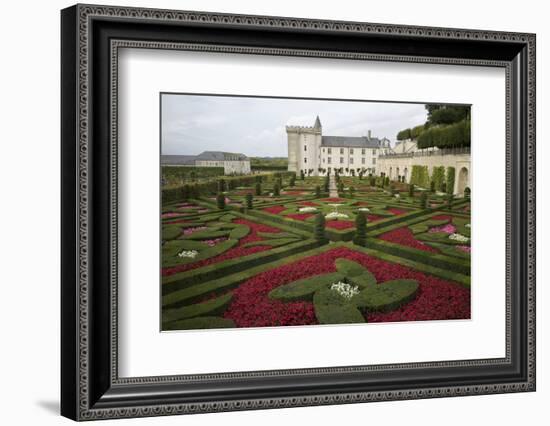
[161,94,428,157]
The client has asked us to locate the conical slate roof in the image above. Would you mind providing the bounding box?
[313,115,322,129]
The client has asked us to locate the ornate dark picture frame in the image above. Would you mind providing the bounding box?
[61,4,536,421]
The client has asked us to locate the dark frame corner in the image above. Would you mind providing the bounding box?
[61,3,535,421]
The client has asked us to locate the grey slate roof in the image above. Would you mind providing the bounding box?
[161,155,196,165]
[195,151,248,161]
[321,136,381,148]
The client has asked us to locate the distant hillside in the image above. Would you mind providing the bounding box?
[250,157,288,171]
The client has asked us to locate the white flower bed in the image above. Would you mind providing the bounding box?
[358,207,370,212]
[449,233,469,243]
[394,194,400,198]
[177,250,199,259]
[328,203,343,208]
[325,212,349,219]
[330,281,360,299]
[298,206,317,213]
[465,223,471,228]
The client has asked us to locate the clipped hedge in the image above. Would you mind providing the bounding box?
[410,165,430,188]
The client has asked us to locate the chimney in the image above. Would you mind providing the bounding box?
[367,130,372,138]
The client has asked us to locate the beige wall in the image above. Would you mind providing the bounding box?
[377,153,471,195]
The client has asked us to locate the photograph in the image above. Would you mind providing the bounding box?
[160,94,472,331]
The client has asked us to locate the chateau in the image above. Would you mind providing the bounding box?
[161,151,251,175]
[286,116,471,196]
[286,116,391,177]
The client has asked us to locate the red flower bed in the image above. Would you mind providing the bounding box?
[354,201,370,206]
[367,214,384,222]
[326,220,355,230]
[223,247,469,327]
[321,197,345,202]
[378,227,438,253]
[430,214,452,221]
[262,205,286,215]
[298,201,319,207]
[286,213,314,221]
[387,208,409,216]
[164,219,189,225]
[162,219,280,276]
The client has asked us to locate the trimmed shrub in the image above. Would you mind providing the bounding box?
[447,193,454,210]
[269,272,344,301]
[441,182,447,193]
[420,192,428,209]
[315,185,321,197]
[245,193,253,209]
[410,165,430,188]
[255,182,262,196]
[289,175,296,187]
[408,183,415,198]
[216,193,226,210]
[300,170,305,180]
[314,213,328,243]
[385,176,390,186]
[163,316,235,331]
[464,187,471,198]
[353,211,367,246]
[430,180,436,193]
[446,166,456,194]
[349,186,355,197]
[273,181,280,196]
[431,166,445,191]
[323,176,330,192]
[217,178,226,192]
[338,181,344,194]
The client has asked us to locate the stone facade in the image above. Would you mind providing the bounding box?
[162,151,251,175]
[377,145,471,195]
[286,116,391,176]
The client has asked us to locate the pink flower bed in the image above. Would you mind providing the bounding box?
[430,215,452,221]
[299,201,319,207]
[326,220,355,230]
[429,224,456,234]
[378,227,438,253]
[456,245,471,253]
[367,214,384,222]
[162,219,280,276]
[354,201,370,206]
[164,219,189,225]
[162,212,185,219]
[204,237,228,247]
[286,213,314,221]
[321,197,345,202]
[183,226,207,235]
[283,190,307,195]
[262,205,286,215]
[222,247,470,327]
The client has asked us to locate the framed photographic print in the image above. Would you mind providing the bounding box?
[61,4,536,421]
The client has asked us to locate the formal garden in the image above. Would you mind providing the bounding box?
[161,170,471,331]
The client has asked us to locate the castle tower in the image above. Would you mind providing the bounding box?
[286,116,323,176]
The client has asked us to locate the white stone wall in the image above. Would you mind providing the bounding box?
[319,146,379,176]
[195,160,251,175]
[377,153,471,195]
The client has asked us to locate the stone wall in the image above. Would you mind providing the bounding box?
[377,151,470,195]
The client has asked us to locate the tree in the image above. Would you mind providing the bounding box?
[289,175,296,187]
[314,213,328,243]
[323,175,330,193]
[255,182,262,196]
[300,170,305,180]
[245,193,253,209]
[447,193,454,210]
[216,193,226,210]
[353,212,367,246]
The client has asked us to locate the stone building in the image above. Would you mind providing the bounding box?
[376,139,470,196]
[161,151,251,175]
[286,116,391,176]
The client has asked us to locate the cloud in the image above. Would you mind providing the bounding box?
[161,94,429,156]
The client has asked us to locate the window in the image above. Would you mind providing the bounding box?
[327,157,332,164]
[372,158,376,165]
[350,148,354,154]
[328,148,332,154]
[340,157,344,164]
[361,148,365,155]
[350,158,354,164]
[340,148,344,154]
[362,158,366,164]
[322,148,325,153]
[322,158,325,163]
[372,149,376,155]
[304,145,307,151]
[304,158,307,163]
